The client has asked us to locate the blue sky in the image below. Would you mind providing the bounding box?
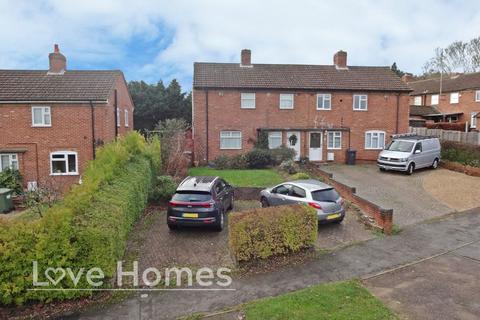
[0,0,480,91]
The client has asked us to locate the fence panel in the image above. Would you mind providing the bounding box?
[409,127,480,146]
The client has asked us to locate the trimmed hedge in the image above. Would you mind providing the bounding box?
[228,204,317,262]
[426,122,466,131]
[0,132,160,305]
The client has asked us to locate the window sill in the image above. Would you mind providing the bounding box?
[353,109,368,111]
[50,173,79,176]
[220,148,242,150]
[32,125,52,128]
[327,148,342,150]
[240,107,256,110]
[279,107,294,110]
[316,108,332,111]
[365,148,383,150]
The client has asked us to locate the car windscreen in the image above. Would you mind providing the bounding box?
[311,188,340,202]
[386,140,414,152]
[172,192,212,202]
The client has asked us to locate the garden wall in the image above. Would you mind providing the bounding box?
[440,160,480,177]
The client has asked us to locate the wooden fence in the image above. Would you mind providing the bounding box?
[409,127,480,146]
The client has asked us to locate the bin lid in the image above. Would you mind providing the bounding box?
[0,188,13,194]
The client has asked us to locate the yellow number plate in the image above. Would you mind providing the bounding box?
[327,214,341,220]
[183,213,198,218]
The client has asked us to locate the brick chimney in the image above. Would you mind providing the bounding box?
[48,44,66,74]
[333,50,348,69]
[401,73,414,83]
[240,49,252,67]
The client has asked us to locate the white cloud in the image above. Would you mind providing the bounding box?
[1,0,480,88]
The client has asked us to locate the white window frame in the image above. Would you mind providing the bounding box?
[124,109,129,127]
[268,131,282,149]
[279,94,294,109]
[317,93,332,110]
[476,90,480,102]
[450,92,459,104]
[471,112,478,128]
[116,108,120,127]
[327,131,342,150]
[0,154,19,172]
[50,151,79,176]
[353,94,368,111]
[31,106,51,127]
[220,131,242,150]
[240,93,256,109]
[414,96,422,106]
[365,130,385,150]
[431,94,439,105]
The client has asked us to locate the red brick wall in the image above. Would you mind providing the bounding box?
[193,89,409,163]
[411,89,480,124]
[0,76,134,191]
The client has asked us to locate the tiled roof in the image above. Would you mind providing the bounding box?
[193,63,411,92]
[409,72,480,95]
[409,105,441,116]
[0,70,122,102]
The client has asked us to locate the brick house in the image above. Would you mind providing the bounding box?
[192,49,411,164]
[0,45,134,191]
[405,73,480,129]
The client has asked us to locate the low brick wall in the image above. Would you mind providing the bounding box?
[306,164,393,234]
[234,187,264,201]
[440,160,480,177]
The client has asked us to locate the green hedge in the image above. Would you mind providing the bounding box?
[228,204,317,262]
[0,132,160,305]
[441,141,480,167]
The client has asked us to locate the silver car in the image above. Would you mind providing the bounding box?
[260,179,345,223]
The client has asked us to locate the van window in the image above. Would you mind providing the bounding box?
[414,142,422,153]
[386,140,415,152]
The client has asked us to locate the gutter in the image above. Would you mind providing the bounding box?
[0,100,108,104]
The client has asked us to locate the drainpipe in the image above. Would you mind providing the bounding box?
[114,89,118,139]
[90,100,96,159]
[205,89,209,162]
[395,93,400,133]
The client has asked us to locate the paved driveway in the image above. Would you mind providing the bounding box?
[320,164,453,226]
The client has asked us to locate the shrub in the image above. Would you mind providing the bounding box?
[426,122,466,131]
[154,118,189,177]
[0,169,23,194]
[229,204,317,262]
[212,155,230,169]
[441,141,480,167]
[0,132,160,305]
[279,159,299,174]
[291,172,310,180]
[254,130,269,149]
[229,154,248,169]
[270,145,296,165]
[150,175,177,202]
[245,149,273,169]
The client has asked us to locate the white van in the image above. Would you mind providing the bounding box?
[377,134,441,175]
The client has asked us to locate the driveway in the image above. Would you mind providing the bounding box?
[320,164,457,226]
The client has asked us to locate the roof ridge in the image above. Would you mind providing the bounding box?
[194,62,390,69]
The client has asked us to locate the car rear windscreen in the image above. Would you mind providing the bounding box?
[172,191,212,202]
[311,188,339,202]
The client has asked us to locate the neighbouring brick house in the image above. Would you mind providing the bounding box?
[405,73,480,129]
[192,49,411,164]
[0,45,134,191]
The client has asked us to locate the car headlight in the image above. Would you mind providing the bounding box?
[400,158,409,162]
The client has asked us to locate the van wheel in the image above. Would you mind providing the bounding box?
[432,159,439,169]
[406,163,415,175]
[379,167,386,172]
[261,197,269,208]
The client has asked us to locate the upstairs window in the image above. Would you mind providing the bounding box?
[0,154,18,172]
[268,132,282,149]
[317,94,332,110]
[353,94,368,110]
[414,96,422,106]
[431,94,439,105]
[327,131,342,149]
[50,151,78,175]
[450,92,459,104]
[220,131,242,149]
[241,93,256,109]
[365,131,385,150]
[124,109,129,127]
[279,94,294,109]
[32,106,51,127]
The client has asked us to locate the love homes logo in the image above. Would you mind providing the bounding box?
[30,261,234,291]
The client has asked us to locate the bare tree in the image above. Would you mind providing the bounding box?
[24,178,63,218]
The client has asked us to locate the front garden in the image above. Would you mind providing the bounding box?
[188,167,282,187]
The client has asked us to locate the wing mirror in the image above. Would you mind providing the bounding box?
[414,149,421,154]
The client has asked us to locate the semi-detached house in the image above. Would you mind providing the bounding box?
[192,49,411,164]
[0,45,134,191]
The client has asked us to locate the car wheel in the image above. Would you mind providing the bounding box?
[214,210,225,232]
[379,167,386,172]
[406,163,414,175]
[228,195,234,210]
[334,217,344,224]
[261,197,269,208]
[167,223,178,231]
[432,159,439,169]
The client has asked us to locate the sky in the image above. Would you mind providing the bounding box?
[0,0,479,90]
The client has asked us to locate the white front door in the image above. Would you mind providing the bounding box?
[309,132,322,161]
[287,131,301,161]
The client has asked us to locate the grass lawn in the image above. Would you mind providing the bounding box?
[188,167,282,187]
[244,280,397,320]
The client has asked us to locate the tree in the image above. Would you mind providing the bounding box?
[390,62,405,77]
[423,36,480,76]
[128,79,191,132]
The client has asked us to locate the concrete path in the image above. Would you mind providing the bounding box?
[73,208,480,320]
[320,164,453,226]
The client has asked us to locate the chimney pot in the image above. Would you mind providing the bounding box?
[48,44,66,74]
[333,50,348,69]
[241,49,251,66]
[54,44,59,53]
